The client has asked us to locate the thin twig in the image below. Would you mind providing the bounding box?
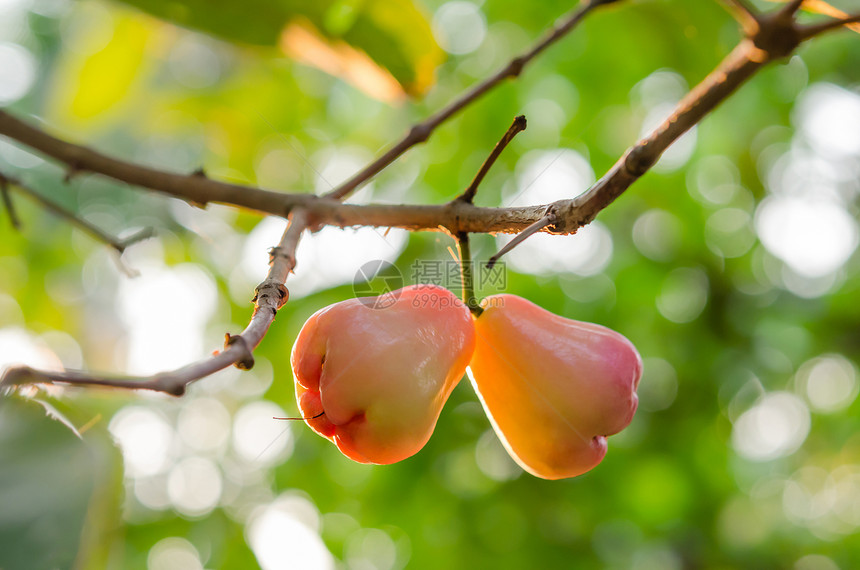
[789,0,860,34]
[719,0,760,34]
[0,110,311,214]
[780,0,806,17]
[0,117,548,231]
[487,213,555,269]
[725,0,758,17]
[1,210,310,396]
[322,0,617,201]
[456,116,527,204]
[800,13,860,39]
[0,172,153,254]
[0,175,21,229]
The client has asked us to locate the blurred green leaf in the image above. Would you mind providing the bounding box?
[0,396,123,570]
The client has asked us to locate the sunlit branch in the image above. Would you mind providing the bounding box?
[322,0,620,201]
[0,0,849,398]
[719,0,760,34]
[544,11,805,234]
[0,110,312,214]
[0,0,846,242]
[0,209,309,396]
[779,0,806,17]
[800,13,860,39]
[726,0,758,16]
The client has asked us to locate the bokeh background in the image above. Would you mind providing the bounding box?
[2,0,860,568]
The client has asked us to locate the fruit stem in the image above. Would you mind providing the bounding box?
[457,232,484,316]
[273,412,325,421]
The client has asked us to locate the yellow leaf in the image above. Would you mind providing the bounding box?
[280,19,407,104]
[49,9,161,130]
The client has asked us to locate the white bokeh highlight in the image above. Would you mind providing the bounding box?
[109,406,176,478]
[500,149,613,276]
[755,196,858,279]
[656,267,709,323]
[247,495,334,570]
[238,217,408,300]
[147,537,204,570]
[167,456,223,517]
[432,1,487,55]
[232,401,294,466]
[0,42,36,104]
[0,327,64,375]
[796,355,858,414]
[632,209,682,262]
[754,82,860,290]
[732,392,810,461]
[118,261,218,375]
[797,83,860,158]
[177,397,232,453]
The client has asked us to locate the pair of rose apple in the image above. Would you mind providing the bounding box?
[291,284,642,480]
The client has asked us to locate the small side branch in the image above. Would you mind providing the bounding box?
[0,1,850,240]
[0,110,315,215]
[323,0,617,201]
[724,0,758,17]
[800,13,860,39]
[456,115,527,204]
[792,0,860,34]
[1,209,310,396]
[720,0,760,34]
[487,213,556,269]
[0,172,153,254]
[779,0,806,17]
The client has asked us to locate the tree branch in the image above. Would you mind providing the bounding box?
[487,213,555,268]
[0,171,153,254]
[0,110,310,214]
[800,13,860,39]
[779,0,806,17]
[322,0,618,201]
[1,209,309,396]
[0,0,611,218]
[0,1,839,241]
[455,115,527,204]
[720,0,760,34]
[0,0,847,397]
[545,35,785,234]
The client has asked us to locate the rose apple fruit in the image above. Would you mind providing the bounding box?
[468,294,642,480]
[291,284,475,464]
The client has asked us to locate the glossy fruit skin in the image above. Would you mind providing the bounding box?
[291,284,475,465]
[468,294,642,480]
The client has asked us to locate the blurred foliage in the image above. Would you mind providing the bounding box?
[2,0,860,569]
[114,0,443,95]
[0,396,123,570]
